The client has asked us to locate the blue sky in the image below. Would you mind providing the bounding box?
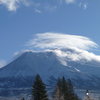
[0,0,100,67]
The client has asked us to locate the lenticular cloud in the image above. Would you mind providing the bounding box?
[28,32,97,51]
[27,32,100,62]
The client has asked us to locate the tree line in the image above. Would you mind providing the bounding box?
[22,74,80,100]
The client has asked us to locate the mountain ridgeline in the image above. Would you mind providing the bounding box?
[0,50,100,96]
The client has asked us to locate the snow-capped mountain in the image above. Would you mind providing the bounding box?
[0,49,100,93]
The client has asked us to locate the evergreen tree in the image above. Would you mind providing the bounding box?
[21,97,25,100]
[66,79,79,100]
[53,78,64,100]
[53,77,80,100]
[61,77,68,100]
[32,74,49,100]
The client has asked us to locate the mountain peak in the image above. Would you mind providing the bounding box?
[0,50,100,89]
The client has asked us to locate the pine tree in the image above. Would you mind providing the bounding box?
[53,77,80,100]
[21,97,25,100]
[53,78,64,100]
[32,74,49,100]
[67,79,79,100]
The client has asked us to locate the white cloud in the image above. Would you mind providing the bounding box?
[83,4,87,10]
[27,33,97,50]
[0,60,6,68]
[27,32,100,63]
[0,0,88,11]
[64,0,88,9]
[79,2,88,10]
[0,0,29,11]
[34,8,42,14]
[65,0,76,4]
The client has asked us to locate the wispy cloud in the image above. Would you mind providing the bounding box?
[27,32,100,63]
[34,8,42,14]
[0,0,88,11]
[79,2,88,10]
[65,0,76,4]
[0,60,6,68]
[0,0,30,11]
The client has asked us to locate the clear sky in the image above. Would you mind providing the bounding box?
[0,0,100,67]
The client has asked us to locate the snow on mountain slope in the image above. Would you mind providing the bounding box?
[0,50,83,79]
[0,49,100,90]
